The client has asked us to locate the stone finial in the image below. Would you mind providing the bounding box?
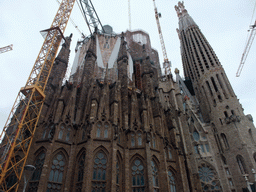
[174,5,181,17]
[174,68,180,74]
[178,1,185,11]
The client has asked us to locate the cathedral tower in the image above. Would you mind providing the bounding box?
[176,2,256,191]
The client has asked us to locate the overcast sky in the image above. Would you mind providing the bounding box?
[0,0,256,129]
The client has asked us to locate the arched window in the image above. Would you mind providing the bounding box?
[254,153,256,163]
[58,124,65,140]
[168,170,176,192]
[47,153,66,192]
[220,133,229,149]
[92,151,107,191]
[168,147,172,160]
[131,133,135,147]
[236,155,247,174]
[138,132,142,146]
[104,123,109,138]
[42,125,48,139]
[96,123,102,138]
[131,159,145,191]
[153,135,156,148]
[198,164,221,191]
[193,131,200,141]
[66,126,71,141]
[28,152,46,191]
[76,152,85,192]
[47,124,55,139]
[151,160,159,191]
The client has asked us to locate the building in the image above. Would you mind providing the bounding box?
[11,2,256,192]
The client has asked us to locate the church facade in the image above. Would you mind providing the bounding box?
[14,2,256,192]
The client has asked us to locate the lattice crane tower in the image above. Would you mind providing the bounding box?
[0,0,75,191]
[153,0,171,75]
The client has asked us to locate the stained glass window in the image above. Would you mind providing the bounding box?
[131,159,145,191]
[96,123,102,138]
[58,124,65,140]
[47,153,66,192]
[151,161,159,191]
[138,133,142,146]
[92,151,107,192]
[131,133,135,147]
[28,152,46,192]
[76,152,85,192]
[66,127,71,141]
[153,135,156,148]
[104,124,109,138]
[199,164,221,191]
[168,170,176,192]
[168,147,172,159]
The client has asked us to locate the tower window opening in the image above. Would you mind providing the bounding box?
[218,95,222,102]
[216,74,228,99]
[221,72,234,97]
[211,77,218,92]
[219,118,223,125]
[224,111,228,118]
[213,99,216,107]
[206,81,213,96]
[231,110,235,115]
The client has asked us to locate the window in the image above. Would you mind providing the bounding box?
[92,151,107,192]
[138,133,142,146]
[153,135,156,148]
[193,131,200,141]
[28,152,46,192]
[6,156,21,190]
[249,129,255,144]
[229,179,234,186]
[96,123,102,138]
[198,164,221,191]
[82,126,86,141]
[47,153,66,192]
[131,133,135,147]
[236,155,247,174]
[66,126,71,141]
[151,160,159,191]
[104,123,109,138]
[76,152,85,192]
[225,168,230,175]
[168,170,176,192]
[221,133,229,149]
[131,159,145,191]
[168,147,172,159]
[58,124,64,140]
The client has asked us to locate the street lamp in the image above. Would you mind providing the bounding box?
[23,165,36,192]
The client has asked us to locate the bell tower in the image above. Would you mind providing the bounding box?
[176,1,256,191]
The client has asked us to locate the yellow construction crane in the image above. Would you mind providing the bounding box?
[0,44,13,54]
[236,20,256,77]
[0,0,75,191]
[152,0,171,75]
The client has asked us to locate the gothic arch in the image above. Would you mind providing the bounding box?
[93,145,109,156]
[51,147,69,161]
[152,155,160,165]
[130,153,145,163]
[34,146,47,156]
[75,148,86,192]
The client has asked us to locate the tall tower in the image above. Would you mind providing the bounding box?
[176,1,256,191]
